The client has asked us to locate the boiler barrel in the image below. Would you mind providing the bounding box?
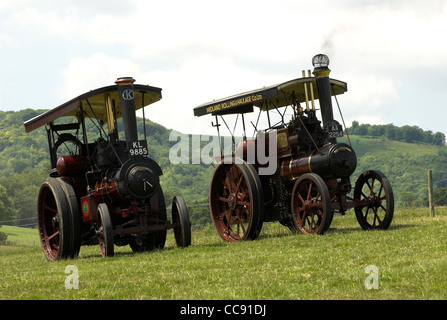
[280,143,357,180]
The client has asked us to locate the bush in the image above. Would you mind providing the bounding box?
[0,230,8,241]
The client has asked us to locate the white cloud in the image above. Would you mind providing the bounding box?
[140,53,288,135]
[2,0,447,138]
[324,2,447,70]
[9,7,75,38]
[59,53,142,98]
[57,52,288,135]
[7,4,129,45]
[0,33,13,45]
[341,74,398,110]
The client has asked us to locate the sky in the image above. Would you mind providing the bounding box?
[1,0,447,138]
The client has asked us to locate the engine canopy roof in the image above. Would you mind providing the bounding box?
[24,83,162,133]
[193,77,347,117]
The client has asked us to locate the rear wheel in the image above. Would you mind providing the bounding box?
[37,178,72,260]
[58,177,81,258]
[129,186,167,252]
[209,159,264,241]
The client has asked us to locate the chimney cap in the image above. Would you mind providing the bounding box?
[115,77,136,85]
[312,54,330,68]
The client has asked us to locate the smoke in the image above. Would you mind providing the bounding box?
[320,24,349,59]
[321,36,334,58]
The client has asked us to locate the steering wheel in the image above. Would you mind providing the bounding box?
[52,133,84,161]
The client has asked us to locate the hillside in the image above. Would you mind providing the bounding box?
[338,135,447,207]
[0,109,446,229]
[338,135,440,158]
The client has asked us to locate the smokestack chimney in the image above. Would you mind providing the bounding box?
[312,54,335,137]
[115,77,138,143]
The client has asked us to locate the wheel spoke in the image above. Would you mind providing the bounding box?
[298,193,305,205]
[291,174,331,234]
[373,208,383,225]
[235,175,244,195]
[310,200,323,208]
[231,167,240,191]
[222,208,231,224]
[47,230,59,241]
[306,182,313,200]
[364,207,370,220]
[236,200,251,207]
[234,208,247,236]
[210,161,262,241]
[378,183,383,198]
[43,205,58,213]
[224,176,232,193]
[365,180,372,195]
[354,170,394,230]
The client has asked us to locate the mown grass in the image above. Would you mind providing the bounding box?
[0,225,40,247]
[1,207,446,300]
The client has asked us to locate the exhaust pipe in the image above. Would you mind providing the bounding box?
[115,77,138,143]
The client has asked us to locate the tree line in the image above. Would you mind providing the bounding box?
[349,121,445,146]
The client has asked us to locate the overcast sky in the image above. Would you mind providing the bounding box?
[1,0,446,138]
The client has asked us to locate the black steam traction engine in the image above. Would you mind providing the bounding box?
[194,54,394,241]
[24,77,191,259]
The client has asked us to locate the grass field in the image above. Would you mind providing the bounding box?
[1,207,446,300]
[338,135,440,157]
[0,225,40,247]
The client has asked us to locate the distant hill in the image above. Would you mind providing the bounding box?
[0,109,446,229]
[339,135,440,158]
[338,134,447,207]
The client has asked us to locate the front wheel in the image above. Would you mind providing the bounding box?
[291,173,332,234]
[354,170,394,230]
[97,203,114,257]
[172,196,191,248]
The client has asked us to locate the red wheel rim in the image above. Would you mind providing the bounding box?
[38,186,60,260]
[210,162,254,241]
[354,170,394,230]
[291,174,331,234]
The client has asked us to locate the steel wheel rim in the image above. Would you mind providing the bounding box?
[38,185,60,260]
[291,174,331,234]
[98,224,106,257]
[37,178,71,260]
[172,196,191,247]
[354,170,394,230]
[210,162,254,241]
[97,204,114,257]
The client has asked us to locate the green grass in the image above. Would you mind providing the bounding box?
[0,225,40,247]
[1,207,446,300]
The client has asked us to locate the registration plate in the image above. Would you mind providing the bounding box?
[128,140,148,156]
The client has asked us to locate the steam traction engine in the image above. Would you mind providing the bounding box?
[24,77,191,259]
[194,54,394,241]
